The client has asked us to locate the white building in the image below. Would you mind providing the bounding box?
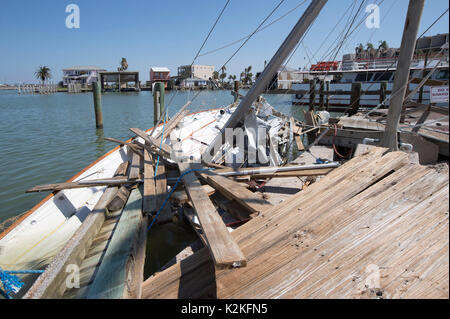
[62,66,106,86]
[277,66,305,89]
[177,65,214,81]
[180,77,208,88]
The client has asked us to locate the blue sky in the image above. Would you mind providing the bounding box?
[0,0,448,84]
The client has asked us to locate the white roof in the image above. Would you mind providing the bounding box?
[63,66,106,71]
[151,67,170,72]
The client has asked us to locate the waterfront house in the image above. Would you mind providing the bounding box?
[62,66,106,86]
[177,65,214,81]
[150,67,170,87]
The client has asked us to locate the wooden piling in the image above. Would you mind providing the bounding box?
[153,82,165,126]
[325,81,330,110]
[319,80,325,110]
[349,82,362,114]
[309,79,316,111]
[380,81,387,105]
[93,82,104,129]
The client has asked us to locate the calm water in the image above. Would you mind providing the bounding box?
[0,89,299,224]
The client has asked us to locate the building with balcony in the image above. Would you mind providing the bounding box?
[62,66,106,86]
[150,67,171,87]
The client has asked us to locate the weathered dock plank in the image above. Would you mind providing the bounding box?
[140,148,447,299]
[178,162,246,268]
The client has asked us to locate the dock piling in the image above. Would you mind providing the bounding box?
[93,82,104,129]
[319,80,325,110]
[349,82,362,114]
[309,79,316,111]
[153,82,165,125]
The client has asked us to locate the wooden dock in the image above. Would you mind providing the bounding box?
[141,147,449,299]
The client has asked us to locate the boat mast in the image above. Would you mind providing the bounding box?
[203,0,328,158]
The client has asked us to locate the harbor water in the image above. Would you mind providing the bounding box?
[0,90,299,223]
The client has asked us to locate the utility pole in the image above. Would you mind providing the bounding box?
[381,0,425,151]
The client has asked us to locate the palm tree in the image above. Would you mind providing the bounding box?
[243,66,253,85]
[355,43,364,57]
[220,66,227,86]
[212,71,219,80]
[366,42,376,59]
[246,72,253,85]
[378,40,389,55]
[118,58,128,71]
[35,66,51,84]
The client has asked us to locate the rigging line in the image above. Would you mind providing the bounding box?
[285,0,385,100]
[419,8,449,38]
[272,0,371,98]
[198,0,307,58]
[219,0,285,71]
[316,0,366,62]
[327,0,367,62]
[341,8,449,114]
[292,0,367,79]
[320,0,383,62]
[308,0,359,65]
[191,0,231,66]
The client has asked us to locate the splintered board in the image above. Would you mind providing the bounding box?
[142,149,157,214]
[178,162,246,268]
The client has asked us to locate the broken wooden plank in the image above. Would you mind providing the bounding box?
[209,163,337,178]
[251,168,333,178]
[199,171,272,215]
[129,148,142,180]
[87,186,145,299]
[153,155,173,223]
[295,133,305,152]
[210,192,255,221]
[26,176,138,193]
[115,161,129,176]
[171,184,215,205]
[104,137,143,149]
[154,102,191,140]
[130,127,172,156]
[142,149,157,214]
[178,161,246,268]
[106,186,130,212]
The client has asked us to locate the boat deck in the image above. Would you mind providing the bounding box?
[141,147,449,299]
